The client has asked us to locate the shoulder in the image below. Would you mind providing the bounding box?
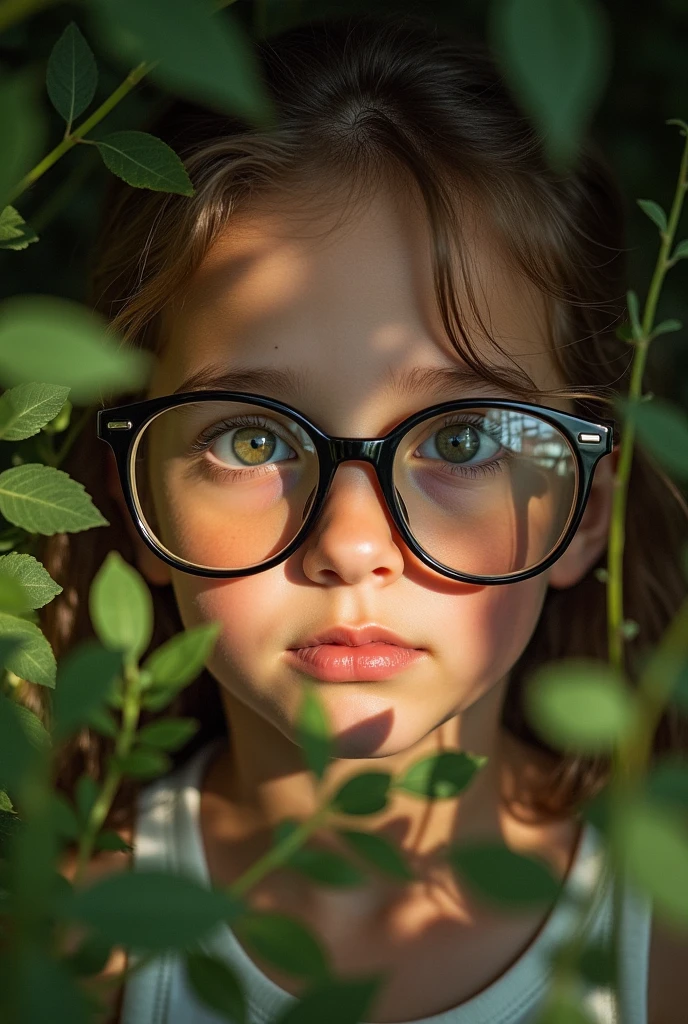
[59,823,134,1024]
[647,913,688,1024]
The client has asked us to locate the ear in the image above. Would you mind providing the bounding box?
[547,445,619,591]
[106,449,172,587]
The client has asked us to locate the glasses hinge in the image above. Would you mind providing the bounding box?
[107,420,133,431]
[577,432,602,444]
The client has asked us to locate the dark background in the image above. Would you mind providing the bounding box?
[2,0,688,409]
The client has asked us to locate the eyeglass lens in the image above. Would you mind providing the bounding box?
[131,400,578,578]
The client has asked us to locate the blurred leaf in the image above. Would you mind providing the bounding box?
[0,463,107,535]
[448,841,561,909]
[53,640,123,741]
[94,130,194,195]
[637,198,668,233]
[49,791,80,841]
[136,717,199,750]
[536,996,596,1024]
[0,691,45,792]
[0,552,62,609]
[0,205,39,250]
[297,682,332,781]
[617,396,688,480]
[140,620,222,707]
[111,747,171,778]
[337,828,415,882]
[525,658,637,753]
[288,844,365,887]
[0,382,71,441]
[234,911,330,982]
[644,757,688,812]
[0,69,46,211]
[576,939,615,987]
[395,750,488,800]
[271,976,382,1024]
[75,772,98,827]
[90,0,274,124]
[85,706,119,737]
[489,0,610,171]
[330,772,391,816]
[65,869,244,949]
[185,952,248,1024]
[46,22,98,125]
[0,295,151,402]
[651,319,682,339]
[618,798,688,926]
[18,947,94,1024]
[0,611,56,687]
[93,829,133,853]
[670,239,688,263]
[64,933,114,978]
[89,551,153,662]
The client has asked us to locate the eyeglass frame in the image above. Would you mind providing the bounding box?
[97,391,617,586]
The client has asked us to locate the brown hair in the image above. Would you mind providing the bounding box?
[22,11,688,829]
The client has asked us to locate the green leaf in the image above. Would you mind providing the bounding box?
[0,205,39,250]
[93,829,133,853]
[0,70,46,211]
[395,751,488,800]
[90,0,274,125]
[271,976,382,1024]
[618,799,688,926]
[0,382,71,441]
[49,792,80,841]
[52,640,123,741]
[64,869,244,950]
[0,463,108,534]
[636,198,668,234]
[524,658,637,753]
[288,845,365,887]
[618,396,688,481]
[0,567,32,614]
[576,940,615,987]
[46,22,98,125]
[625,289,643,340]
[0,294,151,403]
[94,131,194,195]
[489,0,610,171]
[0,551,62,608]
[17,948,94,1024]
[337,829,415,882]
[670,239,688,263]
[64,933,113,978]
[185,953,247,1024]
[0,789,13,812]
[0,692,47,793]
[0,611,57,687]
[644,758,688,812]
[297,682,332,781]
[75,773,98,826]
[89,551,153,662]
[85,706,118,737]
[136,717,199,751]
[330,772,392,816]
[234,911,330,982]
[651,319,682,339]
[110,748,171,778]
[536,995,596,1024]
[140,621,222,708]
[448,841,562,908]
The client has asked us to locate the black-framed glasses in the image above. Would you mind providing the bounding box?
[96,391,616,585]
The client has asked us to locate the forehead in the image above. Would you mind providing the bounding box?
[152,183,565,418]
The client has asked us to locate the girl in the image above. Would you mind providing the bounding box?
[36,10,688,1024]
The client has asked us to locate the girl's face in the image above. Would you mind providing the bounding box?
[117,182,615,762]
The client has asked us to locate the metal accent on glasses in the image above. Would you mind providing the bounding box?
[96,391,615,586]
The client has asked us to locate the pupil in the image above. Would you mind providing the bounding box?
[436,424,480,463]
[233,427,276,465]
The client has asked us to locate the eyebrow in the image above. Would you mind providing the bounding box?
[172,362,539,400]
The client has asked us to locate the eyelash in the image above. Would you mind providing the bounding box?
[188,412,511,482]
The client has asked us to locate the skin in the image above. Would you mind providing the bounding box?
[106,179,625,1016]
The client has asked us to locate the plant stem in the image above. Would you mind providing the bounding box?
[5,61,156,208]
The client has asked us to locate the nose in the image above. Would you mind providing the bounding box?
[299,461,406,587]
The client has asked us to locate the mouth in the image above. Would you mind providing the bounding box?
[285,625,427,682]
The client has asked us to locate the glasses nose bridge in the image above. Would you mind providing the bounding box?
[327,437,386,466]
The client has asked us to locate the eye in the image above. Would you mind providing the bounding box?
[212,424,296,467]
[416,421,501,464]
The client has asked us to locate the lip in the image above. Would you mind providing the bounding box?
[286,625,426,682]
[290,625,420,649]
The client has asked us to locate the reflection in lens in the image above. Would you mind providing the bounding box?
[393,408,578,577]
[132,401,319,571]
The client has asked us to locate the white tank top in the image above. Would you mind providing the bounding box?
[120,738,652,1024]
